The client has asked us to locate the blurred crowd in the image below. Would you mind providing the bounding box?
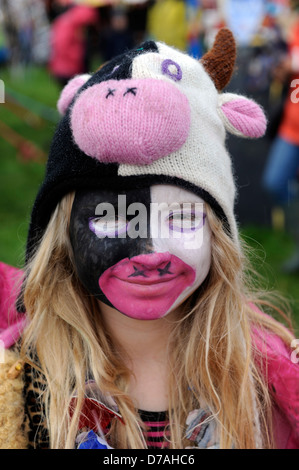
[0,1,296,80]
[0,1,297,118]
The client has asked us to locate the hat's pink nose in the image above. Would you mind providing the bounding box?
[71,78,191,165]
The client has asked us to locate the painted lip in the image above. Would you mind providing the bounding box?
[112,274,183,298]
[98,252,196,319]
[116,275,179,286]
[106,252,182,286]
[113,270,179,288]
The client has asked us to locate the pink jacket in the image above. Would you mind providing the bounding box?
[0,262,26,348]
[0,261,298,448]
[48,6,99,78]
[252,324,299,448]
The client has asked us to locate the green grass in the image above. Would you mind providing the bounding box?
[0,65,60,266]
[0,64,298,330]
[0,138,44,265]
[241,226,299,330]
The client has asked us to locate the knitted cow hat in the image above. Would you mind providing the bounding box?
[25,28,266,270]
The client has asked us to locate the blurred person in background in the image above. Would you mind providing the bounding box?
[146,0,188,51]
[263,0,299,273]
[100,5,134,62]
[45,0,74,21]
[0,0,50,70]
[0,4,10,65]
[146,0,223,57]
[48,2,99,87]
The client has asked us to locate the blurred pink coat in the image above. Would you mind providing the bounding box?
[252,320,299,448]
[0,262,26,348]
[49,6,99,79]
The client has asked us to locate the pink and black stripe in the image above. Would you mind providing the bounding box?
[139,410,170,449]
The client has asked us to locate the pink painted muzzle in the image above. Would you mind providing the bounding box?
[99,252,196,320]
[70,78,191,165]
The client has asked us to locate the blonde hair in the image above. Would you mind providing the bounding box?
[21,192,294,449]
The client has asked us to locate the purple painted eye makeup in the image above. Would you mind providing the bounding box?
[88,210,206,238]
[167,211,206,233]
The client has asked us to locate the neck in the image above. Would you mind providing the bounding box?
[98,301,179,363]
[98,302,183,411]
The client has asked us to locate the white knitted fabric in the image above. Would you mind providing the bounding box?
[118,42,238,240]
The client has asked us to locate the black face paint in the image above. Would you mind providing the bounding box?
[69,187,152,306]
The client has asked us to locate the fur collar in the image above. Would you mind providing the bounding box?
[0,348,28,448]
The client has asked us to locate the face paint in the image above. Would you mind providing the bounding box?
[69,185,212,320]
[69,187,151,303]
[99,252,196,320]
[149,185,212,314]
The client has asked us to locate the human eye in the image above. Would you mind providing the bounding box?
[88,216,128,238]
[167,208,206,233]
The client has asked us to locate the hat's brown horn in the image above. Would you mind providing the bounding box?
[201,28,236,91]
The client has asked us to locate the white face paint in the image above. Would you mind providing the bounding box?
[150,185,212,314]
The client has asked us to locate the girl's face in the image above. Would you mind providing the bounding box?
[69,185,212,320]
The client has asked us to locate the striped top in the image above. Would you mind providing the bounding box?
[139,409,170,449]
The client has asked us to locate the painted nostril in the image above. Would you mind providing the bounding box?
[157,261,173,276]
[128,266,148,278]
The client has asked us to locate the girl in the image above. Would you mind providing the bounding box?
[1,28,298,449]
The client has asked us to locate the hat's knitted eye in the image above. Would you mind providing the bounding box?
[161,59,182,81]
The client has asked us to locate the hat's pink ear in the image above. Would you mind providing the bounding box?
[57,74,91,115]
[218,93,267,138]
